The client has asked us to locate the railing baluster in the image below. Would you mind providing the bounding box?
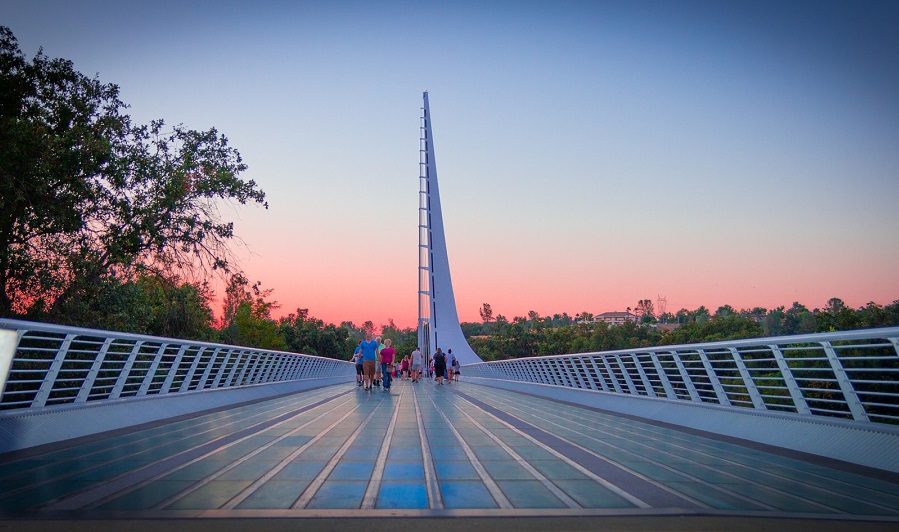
[180,346,205,392]
[820,341,868,422]
[632,354,656,397]
[75,337,113,403]
[601,356,623,393]
[730,347,765,409]
[770,345,811,415]
[698,348,730,406]
[615,356,638,394]
[32,334,75,408]
[110,340,143,400]
[138,343,168,396]
[650,352,676,399]
[161,345,188,394]
[587,357,610,392]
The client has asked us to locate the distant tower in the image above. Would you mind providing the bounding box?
[657,296,667,317]
[418,92,482,365]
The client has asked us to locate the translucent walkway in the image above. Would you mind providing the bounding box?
[2,379,899,520]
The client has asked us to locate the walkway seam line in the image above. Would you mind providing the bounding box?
[361,387,404,509]
[220,392,377,509]
[474,385,859,514]
[43,389,355,511]
[0,387,341,500]
[450,389,652,509]
[413,384,444,509]
[472,387,819,512]
[449,398,582,508]
[155,395,359,509]
[426,387,513,509]
[292,391,387,508]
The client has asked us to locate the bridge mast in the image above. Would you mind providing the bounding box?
[418,92,482,365]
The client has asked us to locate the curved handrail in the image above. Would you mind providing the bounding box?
[0,318,354,413]
[464,327,899,425]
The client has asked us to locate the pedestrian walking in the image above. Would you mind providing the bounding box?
[433,348,446,385]
[380,338,395,392]
[411,346,422,382]
[352,340,363,386]
[360,330,379,391]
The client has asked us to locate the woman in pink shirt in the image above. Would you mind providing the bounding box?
[380,338,396,391]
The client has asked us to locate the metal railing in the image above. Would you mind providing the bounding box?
[0,319,354,412]
[464,327,899,425]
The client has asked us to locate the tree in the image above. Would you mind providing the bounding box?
[783,302,815,335]
[715,305,735,317]
[479,303,494,323]
[0,26,267,320]
[824,297,846,315]
[635,299,655,323]
[219,274,284,350]
[279,308,351,359]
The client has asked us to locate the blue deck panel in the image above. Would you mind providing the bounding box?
[0,379,898,519]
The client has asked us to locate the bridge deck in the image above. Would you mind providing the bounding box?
[1,379,898,521]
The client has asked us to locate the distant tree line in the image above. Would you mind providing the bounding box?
[465,299,899,361]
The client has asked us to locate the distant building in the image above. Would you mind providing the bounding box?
[595,312,638,325]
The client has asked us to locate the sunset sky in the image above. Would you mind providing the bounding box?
[4,1,898,328]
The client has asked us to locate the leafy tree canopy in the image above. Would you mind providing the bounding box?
[0,26,266,321]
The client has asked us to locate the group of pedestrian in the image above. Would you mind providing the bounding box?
[351,333,456,390]
[431,348,460,385]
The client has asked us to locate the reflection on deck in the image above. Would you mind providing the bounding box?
[1,379,898,519]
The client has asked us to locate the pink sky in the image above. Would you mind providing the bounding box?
[8,2,897,331]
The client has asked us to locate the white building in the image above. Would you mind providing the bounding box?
[595,312,638,325]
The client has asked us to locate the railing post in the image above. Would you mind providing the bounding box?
[631,354,656,397]
[546,358,568,386]
[225,351,245,386]
[75,337,113,403]
[211,349,234,388]
[729,347,765,409]
[574,357,596,390]
[138,343,168,396]
[770,345,811,415]
[180,346,205,392]
[32,334,75,407]
[272,354,289,382]
[820,341,869,422]
[196,347,221,389]
[670,350,701,402]
[649,352,677,399]
[110,340,143,399]
[587,357,610,392]
[615,356,638,394]
[161,345,188,394]
[257,353,274,382]
[697,348,731,406]
[286,356,301,380]
[235,350,252,385]
[600,356,624,393]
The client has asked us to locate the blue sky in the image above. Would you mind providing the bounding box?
[4,0,898,327]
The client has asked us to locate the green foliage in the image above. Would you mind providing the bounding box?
[0,26,266,321]
[278,308,350,358]
[24,271,218,341]
[466,299,899,360]
[662,315,763,344]
[219,274,284,351]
